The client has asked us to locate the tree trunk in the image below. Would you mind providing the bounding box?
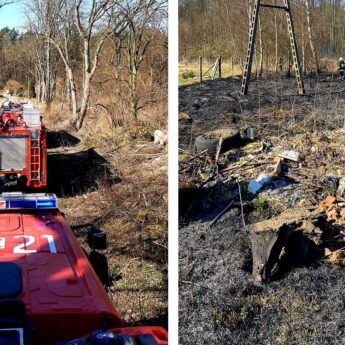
[305,0,320,75]
[275,13,278,74]
[130,65,138,120]
[258,16,263,77]
[302,25,305,75]
[75,73,92,130]
[66,67,79,129]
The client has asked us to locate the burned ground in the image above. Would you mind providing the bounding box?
[179,74,345,150]
[47,147,120,197]
[180,212,345,345]
[179,73,345,344]
[47,130,81,149]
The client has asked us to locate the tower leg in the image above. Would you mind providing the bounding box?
[284,0,305,95]
[241,0,261,95]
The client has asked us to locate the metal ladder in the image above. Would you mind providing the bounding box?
[30,131,40,181]
[240,0,305,96]
[240,0,261,95]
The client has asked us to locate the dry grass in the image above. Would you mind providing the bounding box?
[44,99,168,327]
[179,60,243,86]
[179,57,342,87]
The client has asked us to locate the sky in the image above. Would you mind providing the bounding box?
[0,1,26,32]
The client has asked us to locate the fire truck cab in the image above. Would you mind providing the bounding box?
[0,102,47,191]
[0,192,168,345]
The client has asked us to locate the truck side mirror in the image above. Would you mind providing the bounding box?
[89,251,109,286]
[87,227,107,250]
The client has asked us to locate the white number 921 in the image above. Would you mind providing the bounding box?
[0,235,57,254]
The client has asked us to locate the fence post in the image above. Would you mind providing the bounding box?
[199,56,203,83]
[219,55,222,78]
[231,56,234,75]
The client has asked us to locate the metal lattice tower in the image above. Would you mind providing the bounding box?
[240,0,305,96]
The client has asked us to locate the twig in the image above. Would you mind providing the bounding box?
[238,181,246,228]
[180,280,212,290]
[215,137,223,164]
[220,159,273,173]
[209,191,239,227]
[179,148,208,158]
[210,200,235,227]
[117,257,141,275]
[133,144,150,153]
[152,241,168,250]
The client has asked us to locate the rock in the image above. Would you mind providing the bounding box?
[329,250,344,262]
[153,129,168,146]
[179,112,192,123]
[337,178,345,197]
[323,175,339,194]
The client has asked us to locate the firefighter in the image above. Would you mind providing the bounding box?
[339,57,345,81]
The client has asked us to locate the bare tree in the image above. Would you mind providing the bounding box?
[44,0,117,130]
[121,0,167,120]
[179,0,345,75]
[0,0,19,9]
[304,0,320,74]
[26,0,58,108]
[73,0,118,129]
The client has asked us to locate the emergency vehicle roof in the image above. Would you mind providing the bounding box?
[0,207,124,343]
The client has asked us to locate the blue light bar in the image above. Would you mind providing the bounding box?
[0,193,58,209]
[36,200,57,208]
[9,200,37,209]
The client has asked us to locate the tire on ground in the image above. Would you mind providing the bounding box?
[195,128,241,156]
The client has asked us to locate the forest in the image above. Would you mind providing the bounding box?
[179,0,345,75]
[0,0,167,131]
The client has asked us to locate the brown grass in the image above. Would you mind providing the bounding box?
[179,60,243,86]
[45,96,168,327]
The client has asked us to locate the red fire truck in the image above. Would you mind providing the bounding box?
[0,102,47,190]
[0,193,168,345]
[0,103,168,345]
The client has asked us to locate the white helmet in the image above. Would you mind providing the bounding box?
[340,57,344,61]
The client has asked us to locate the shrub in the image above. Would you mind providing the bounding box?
[16,87,24,96]
[182,70,196,79]
[4,80,23,95]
